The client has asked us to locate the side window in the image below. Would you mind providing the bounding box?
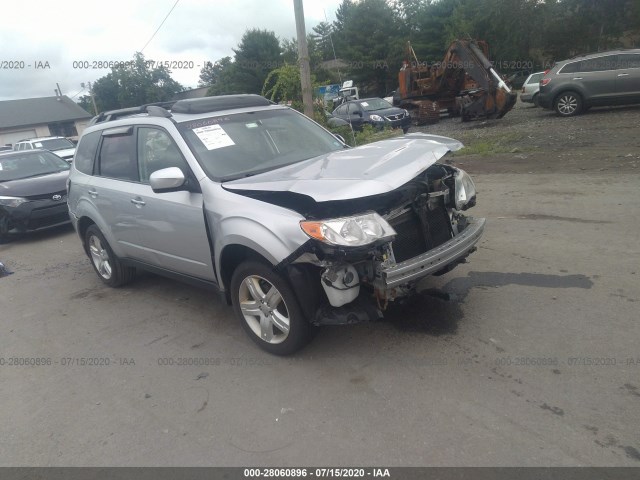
[560,61,581,74]
[618,54,640,69]
[74,131,101,175]
[580,55,617,72]
[98,133,138,181]
[335,105,348,116]
[137,127,190,184]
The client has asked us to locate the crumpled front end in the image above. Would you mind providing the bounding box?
[274,162,485,326]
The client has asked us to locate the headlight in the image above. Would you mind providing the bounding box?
[0,196,28,208]
[370,114,384,122]
[453,168,477,210]
[300,212,396,247]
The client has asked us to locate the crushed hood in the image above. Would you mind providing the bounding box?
[223,134,462,202]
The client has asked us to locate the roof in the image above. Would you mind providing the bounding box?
[0,95,92,130]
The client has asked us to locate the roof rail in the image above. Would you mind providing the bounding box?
[89,101,175,125]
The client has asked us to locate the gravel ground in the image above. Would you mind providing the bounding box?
[414,99,640,175]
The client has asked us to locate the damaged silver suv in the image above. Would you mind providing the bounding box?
[68,95,485,354]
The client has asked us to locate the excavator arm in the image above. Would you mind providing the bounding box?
[398,40,517,123]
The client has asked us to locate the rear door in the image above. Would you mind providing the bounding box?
[575,55,618,104]
[92,126,147,259]
[616,53,640,102]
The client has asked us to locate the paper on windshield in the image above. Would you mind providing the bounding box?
[360,102,369,107]
[192,125,235,150]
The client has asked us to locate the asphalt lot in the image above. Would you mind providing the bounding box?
[1,102,639,466]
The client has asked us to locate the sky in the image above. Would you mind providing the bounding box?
[0,0,343,102]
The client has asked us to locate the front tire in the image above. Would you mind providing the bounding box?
[554,91,582,117]
[85,225,136,287]
[230,261,313,355]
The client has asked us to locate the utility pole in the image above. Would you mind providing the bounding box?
[82,82,99,115]
[293,0,313,118]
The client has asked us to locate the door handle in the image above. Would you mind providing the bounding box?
[572,77,583,80]
[617,73,629,77]
[88,189,98,198]
[130,198,146,207]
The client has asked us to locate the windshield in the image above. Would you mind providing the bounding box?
[0,151,70,182]
[38,138,75,151]
[359,99,392,111]
[178,108,344,181]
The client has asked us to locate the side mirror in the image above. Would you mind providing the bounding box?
[149,167,186,193]
[334,134,346,144]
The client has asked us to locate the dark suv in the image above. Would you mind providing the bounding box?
[538,49,640,116]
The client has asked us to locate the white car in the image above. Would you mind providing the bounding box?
[13,136,76,162]
[520,71,545,106]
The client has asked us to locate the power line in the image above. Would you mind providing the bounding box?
[140,0,180,53]
[69,86,86,100]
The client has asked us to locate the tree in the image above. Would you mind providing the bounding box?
[77,95,95,116]
[199,56,232,88]
[332,0,404,95]
[91,52,182,111]
[310,21,336,61]
[232,29,282,94]
[262,63,304,104]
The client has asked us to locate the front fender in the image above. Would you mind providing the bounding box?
[213,214,310,287]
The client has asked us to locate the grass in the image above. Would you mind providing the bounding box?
[453,132,526,156]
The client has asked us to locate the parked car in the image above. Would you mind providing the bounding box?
[332,98,412,133]
[538,49,640,116]
[0,145,13,152]
[13,136,77,162]
[520,71,545,106]
[68,95,484,354]
[0,150,71,241]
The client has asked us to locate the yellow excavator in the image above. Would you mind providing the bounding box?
[396,39,517,124]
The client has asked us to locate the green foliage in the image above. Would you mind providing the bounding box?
[232,29,282,94]
[91,52,183,112]
[332,0,405,96]
[77,95,95,116]
[262,64,304,103]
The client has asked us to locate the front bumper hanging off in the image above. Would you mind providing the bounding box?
[377,216,485,289]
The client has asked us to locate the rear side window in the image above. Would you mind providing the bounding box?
[98,133,138,182]
[618,54,640,69]
[559,61,581,74]
[580,55,617,72]
[74,131,101,174]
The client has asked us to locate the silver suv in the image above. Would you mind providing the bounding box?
[68,95,485,354]
[538,49,640,116]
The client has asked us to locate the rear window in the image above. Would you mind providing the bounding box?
[527,73,544,84]
[618,54,640,69]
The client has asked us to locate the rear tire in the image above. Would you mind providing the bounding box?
[85,225,136,287]
[554,91,582,117]
[230,260,313,355]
